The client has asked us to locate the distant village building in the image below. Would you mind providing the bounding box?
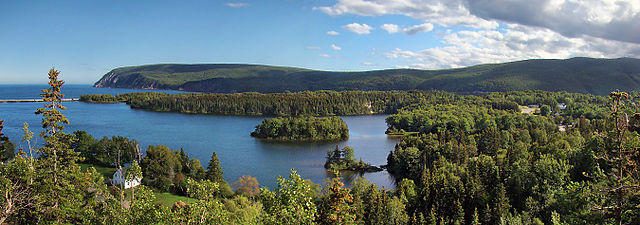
[112,168,141,189]
[558,103,567,110]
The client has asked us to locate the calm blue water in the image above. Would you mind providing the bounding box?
[0,84,186,99]
[0,85,397,188]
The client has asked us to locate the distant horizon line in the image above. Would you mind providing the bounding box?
[0,83,93,85]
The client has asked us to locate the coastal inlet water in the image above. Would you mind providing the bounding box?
[0,85,398,188]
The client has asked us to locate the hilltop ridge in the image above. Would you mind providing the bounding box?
[94,57,640,95]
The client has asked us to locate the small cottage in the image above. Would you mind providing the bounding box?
[112,168,141,189]
[557,103,567,110]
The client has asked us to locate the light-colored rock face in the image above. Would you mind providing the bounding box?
[94,72,118,87]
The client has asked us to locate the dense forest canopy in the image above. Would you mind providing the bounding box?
[77,88,640,224]
[251,116,349,141]
[81,90,427,116]
[81,89,620,123]
[2,69,640,224]
[94,57,640,95]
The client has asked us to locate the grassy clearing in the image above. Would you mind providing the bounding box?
[154,192,198,207]
[79,163,117,179]
[79,163,197,207]
[519,106,539,114]
[386,131,419,137]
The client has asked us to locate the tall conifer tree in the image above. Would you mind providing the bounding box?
[206,152,224,183]
[32,68,84,223]
[34,69,80,177]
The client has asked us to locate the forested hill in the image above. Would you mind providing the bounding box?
[94,57,640,95]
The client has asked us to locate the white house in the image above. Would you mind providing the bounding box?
[112,168,141,189]
[558,103,567,110]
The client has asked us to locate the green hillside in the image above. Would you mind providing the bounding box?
[94,57,640,95]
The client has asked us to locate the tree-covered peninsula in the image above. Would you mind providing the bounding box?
[250,116,349,141]
[81,90,425,116]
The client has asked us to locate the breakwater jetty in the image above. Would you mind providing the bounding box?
[0,98,79,103]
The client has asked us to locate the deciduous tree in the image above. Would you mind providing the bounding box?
[233,175,260,198]
[127,160,142,201]
[318,175,355,225]
[261,169,317,225]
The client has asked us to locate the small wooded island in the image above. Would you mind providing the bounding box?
[250,116,349,141]
[79,94,121,103]
[324,145,382,172]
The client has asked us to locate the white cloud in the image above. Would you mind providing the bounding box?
[319,53,331,58]
[327,30,340,35]
[403,23,434,35]
[315,0,498,29]
[342,23,374,35]
[316,0,640,68]
[316,0,640,43]
[306,46,321,50]
[225,2,248,8]
[466,0,640,43]
[362,61,375,66]
[330,44,342,51]
[380,24,400,34]
[381,23,433,35]
[385,25,640,69]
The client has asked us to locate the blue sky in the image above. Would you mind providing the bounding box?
[1,0,639,84]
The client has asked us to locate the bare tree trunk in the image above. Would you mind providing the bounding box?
[135,144,142,163]
[1,190,12,224]
[117,147,124,210]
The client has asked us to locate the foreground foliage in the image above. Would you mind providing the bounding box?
[2,69,640,224]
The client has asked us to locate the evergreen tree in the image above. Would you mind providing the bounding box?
[206,151,224,183]
[0,120,16,162]
[178,148,188,172]
[30,69,88,223]
[342,146,355,162]
[186,158,206,180]
[472,208,481,225]
[34,69,81,174]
